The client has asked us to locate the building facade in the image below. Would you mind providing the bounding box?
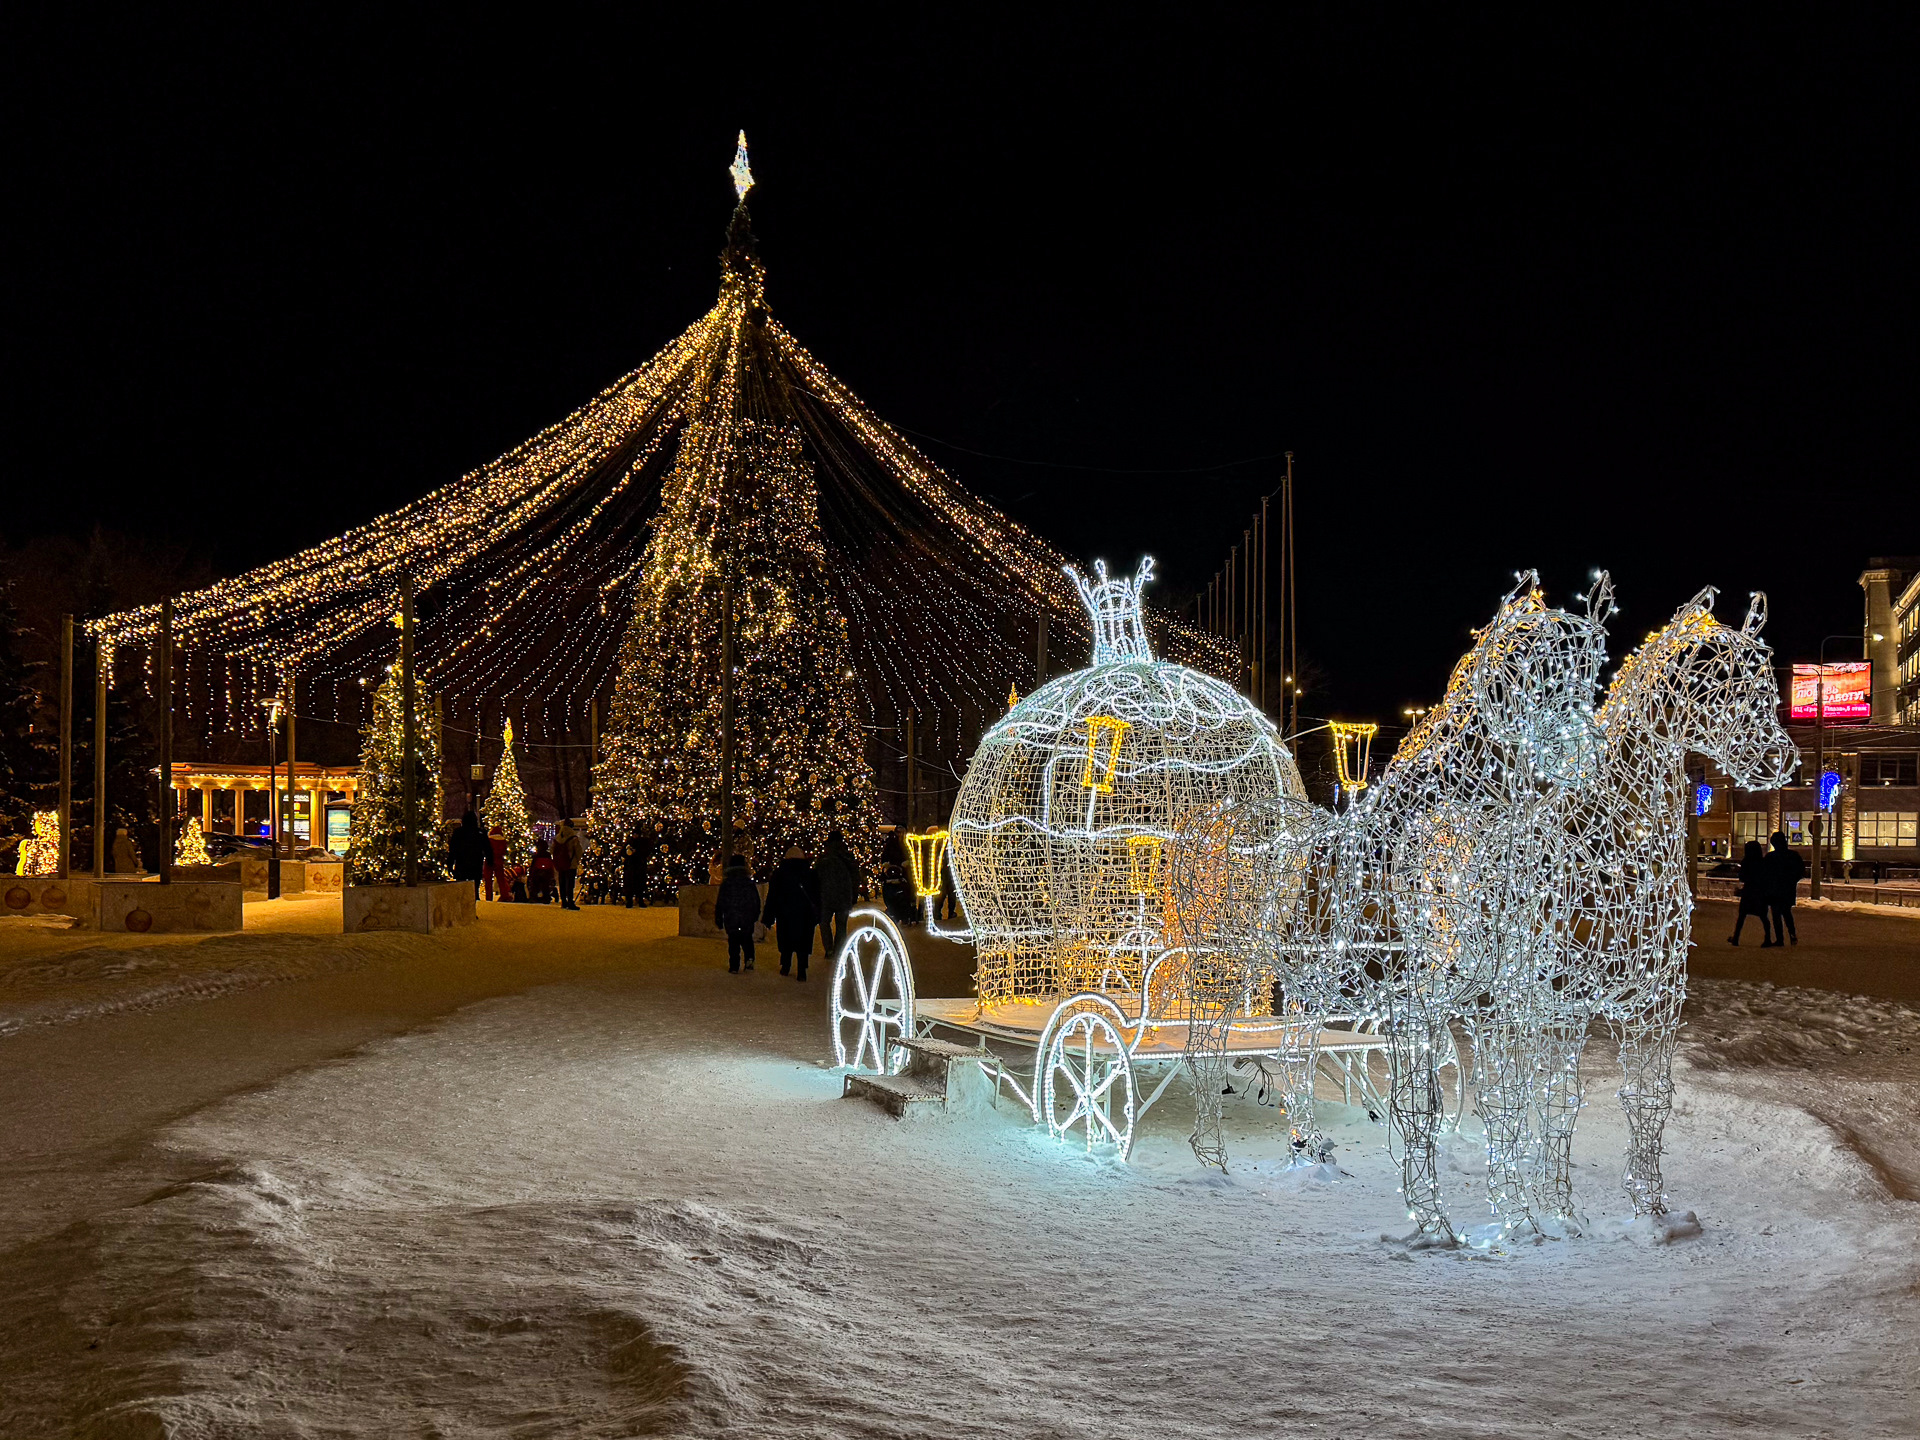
[1693,725,1919,878]
[1860,558,1920,725]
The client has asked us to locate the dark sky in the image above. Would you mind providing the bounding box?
[10,13,1913,723]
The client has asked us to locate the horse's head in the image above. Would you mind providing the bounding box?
[1629,588,1797,788]
[1465,571,1610,792]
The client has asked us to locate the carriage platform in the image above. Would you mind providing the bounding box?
[913,996,1393,1061]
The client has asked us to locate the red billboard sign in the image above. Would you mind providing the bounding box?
[1789,662,1871,723]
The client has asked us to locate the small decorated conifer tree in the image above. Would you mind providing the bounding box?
[347,668,447,885]
[479,718,535,869]
[174,815,212,867]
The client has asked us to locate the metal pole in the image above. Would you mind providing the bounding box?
[266,696,281,899]
[58,615,72,879]
[1286,453,1297,739]
[400,574,417,886]
[1811,641,1827,900]
[719,569,735,863]
[158,600,172,884]
[1260,494,1269,715]
[93,634,106,879]
[285,673,297,857]
[1035,610,1048,687]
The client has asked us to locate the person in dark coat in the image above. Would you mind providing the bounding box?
[878,828,915,924]
[763,846,821,979]
[1727,838,1772,945]
[716,853,761,973]
[1763,830,1805,946]
[812,826,859,958]
[450,810,486,899]
[621,825,650,909]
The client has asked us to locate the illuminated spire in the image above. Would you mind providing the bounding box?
[729,131,754,202]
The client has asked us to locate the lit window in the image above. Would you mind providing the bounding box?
[1857,812,1919,848]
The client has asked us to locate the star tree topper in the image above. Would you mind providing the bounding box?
[730,131,754,201]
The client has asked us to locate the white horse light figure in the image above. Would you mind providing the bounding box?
[1500,588,1796,1226]
[1171,574,1612,1239]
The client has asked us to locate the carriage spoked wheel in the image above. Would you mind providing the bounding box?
[1038,998,1138,1159]
[830,909,916,1074]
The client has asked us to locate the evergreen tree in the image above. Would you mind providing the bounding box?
[0,577,54,842]
[175,815,212,866]
[587,413,882,889]
[347,667,447,885]
[479,718,534,868]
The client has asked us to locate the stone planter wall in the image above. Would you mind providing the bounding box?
[343,881,475,933]
[677,882,767,938]
[1,874,97,923]
[305,861,345,893]
[94,880,243,934]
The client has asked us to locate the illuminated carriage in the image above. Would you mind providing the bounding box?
[829,559,1415,1157]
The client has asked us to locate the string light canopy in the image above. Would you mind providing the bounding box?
[87,135,1232,767]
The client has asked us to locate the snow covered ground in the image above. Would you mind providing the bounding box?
[1,902,1916,1437]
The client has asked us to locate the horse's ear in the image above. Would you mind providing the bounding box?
[1673,585,1718,623]
[1505,569,1541,606]
[1585,570,1617,623]
[1742,591,1768,635]
[1134,555,1156,591]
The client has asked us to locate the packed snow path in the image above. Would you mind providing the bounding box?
[1,901,1915,1437]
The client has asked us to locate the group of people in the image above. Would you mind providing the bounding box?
[713,825,863,978]
[447,811,584,910]
[1729,829,1809,947]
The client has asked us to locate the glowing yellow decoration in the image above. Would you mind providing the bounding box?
[1328,721,1378,798]
[905,828,950,899]
[175,816,213,867]
[1125,834,1163,897]
[1081,715,1131,793]
[1007,683,1019,709]
[17,809,60,876]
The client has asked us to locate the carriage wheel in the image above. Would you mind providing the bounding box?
[1039,1001,1137,1158]
[830,909,916,1074]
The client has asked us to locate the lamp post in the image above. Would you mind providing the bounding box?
[263,694,283,900]
[1809,632,1880,899]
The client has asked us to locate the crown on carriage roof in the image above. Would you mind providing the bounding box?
[1067,557,1155,665]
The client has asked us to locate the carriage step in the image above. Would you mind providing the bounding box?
[896,1037,993,1080]
[843,1071,949,1117]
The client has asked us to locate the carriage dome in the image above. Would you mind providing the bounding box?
[948,558,1305,1006]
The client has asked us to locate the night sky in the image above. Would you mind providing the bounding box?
[11,14,1912,725]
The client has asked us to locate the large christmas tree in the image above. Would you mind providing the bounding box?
[480,718,534,869]
[347,668,447,884]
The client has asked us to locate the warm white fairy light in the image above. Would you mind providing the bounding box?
[84,139,1231,850]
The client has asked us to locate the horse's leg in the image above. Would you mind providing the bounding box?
[1389,1002,1457,1244]
[1276,1021,1324,1162]
[1474,1014,1544,1236]
[1615,1009,1679,1217]
[1531,1018,1590,1225]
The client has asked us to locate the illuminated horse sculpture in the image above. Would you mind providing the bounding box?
[1172,573,1611,1243]
[1493,588,1796,1229]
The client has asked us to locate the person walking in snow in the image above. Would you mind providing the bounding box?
[1763,830,1805,946]
[716,853,760,972]
[111,826,140,874]
[555,821,583,910]
[763,845,821,980]
[483,822,509,902]
[451,810,486,900]
[812,826,859,958]
[1727,838,1772,946]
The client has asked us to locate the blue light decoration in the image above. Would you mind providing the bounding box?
[1694,782,1714,817]
[1819,769,1843,812]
